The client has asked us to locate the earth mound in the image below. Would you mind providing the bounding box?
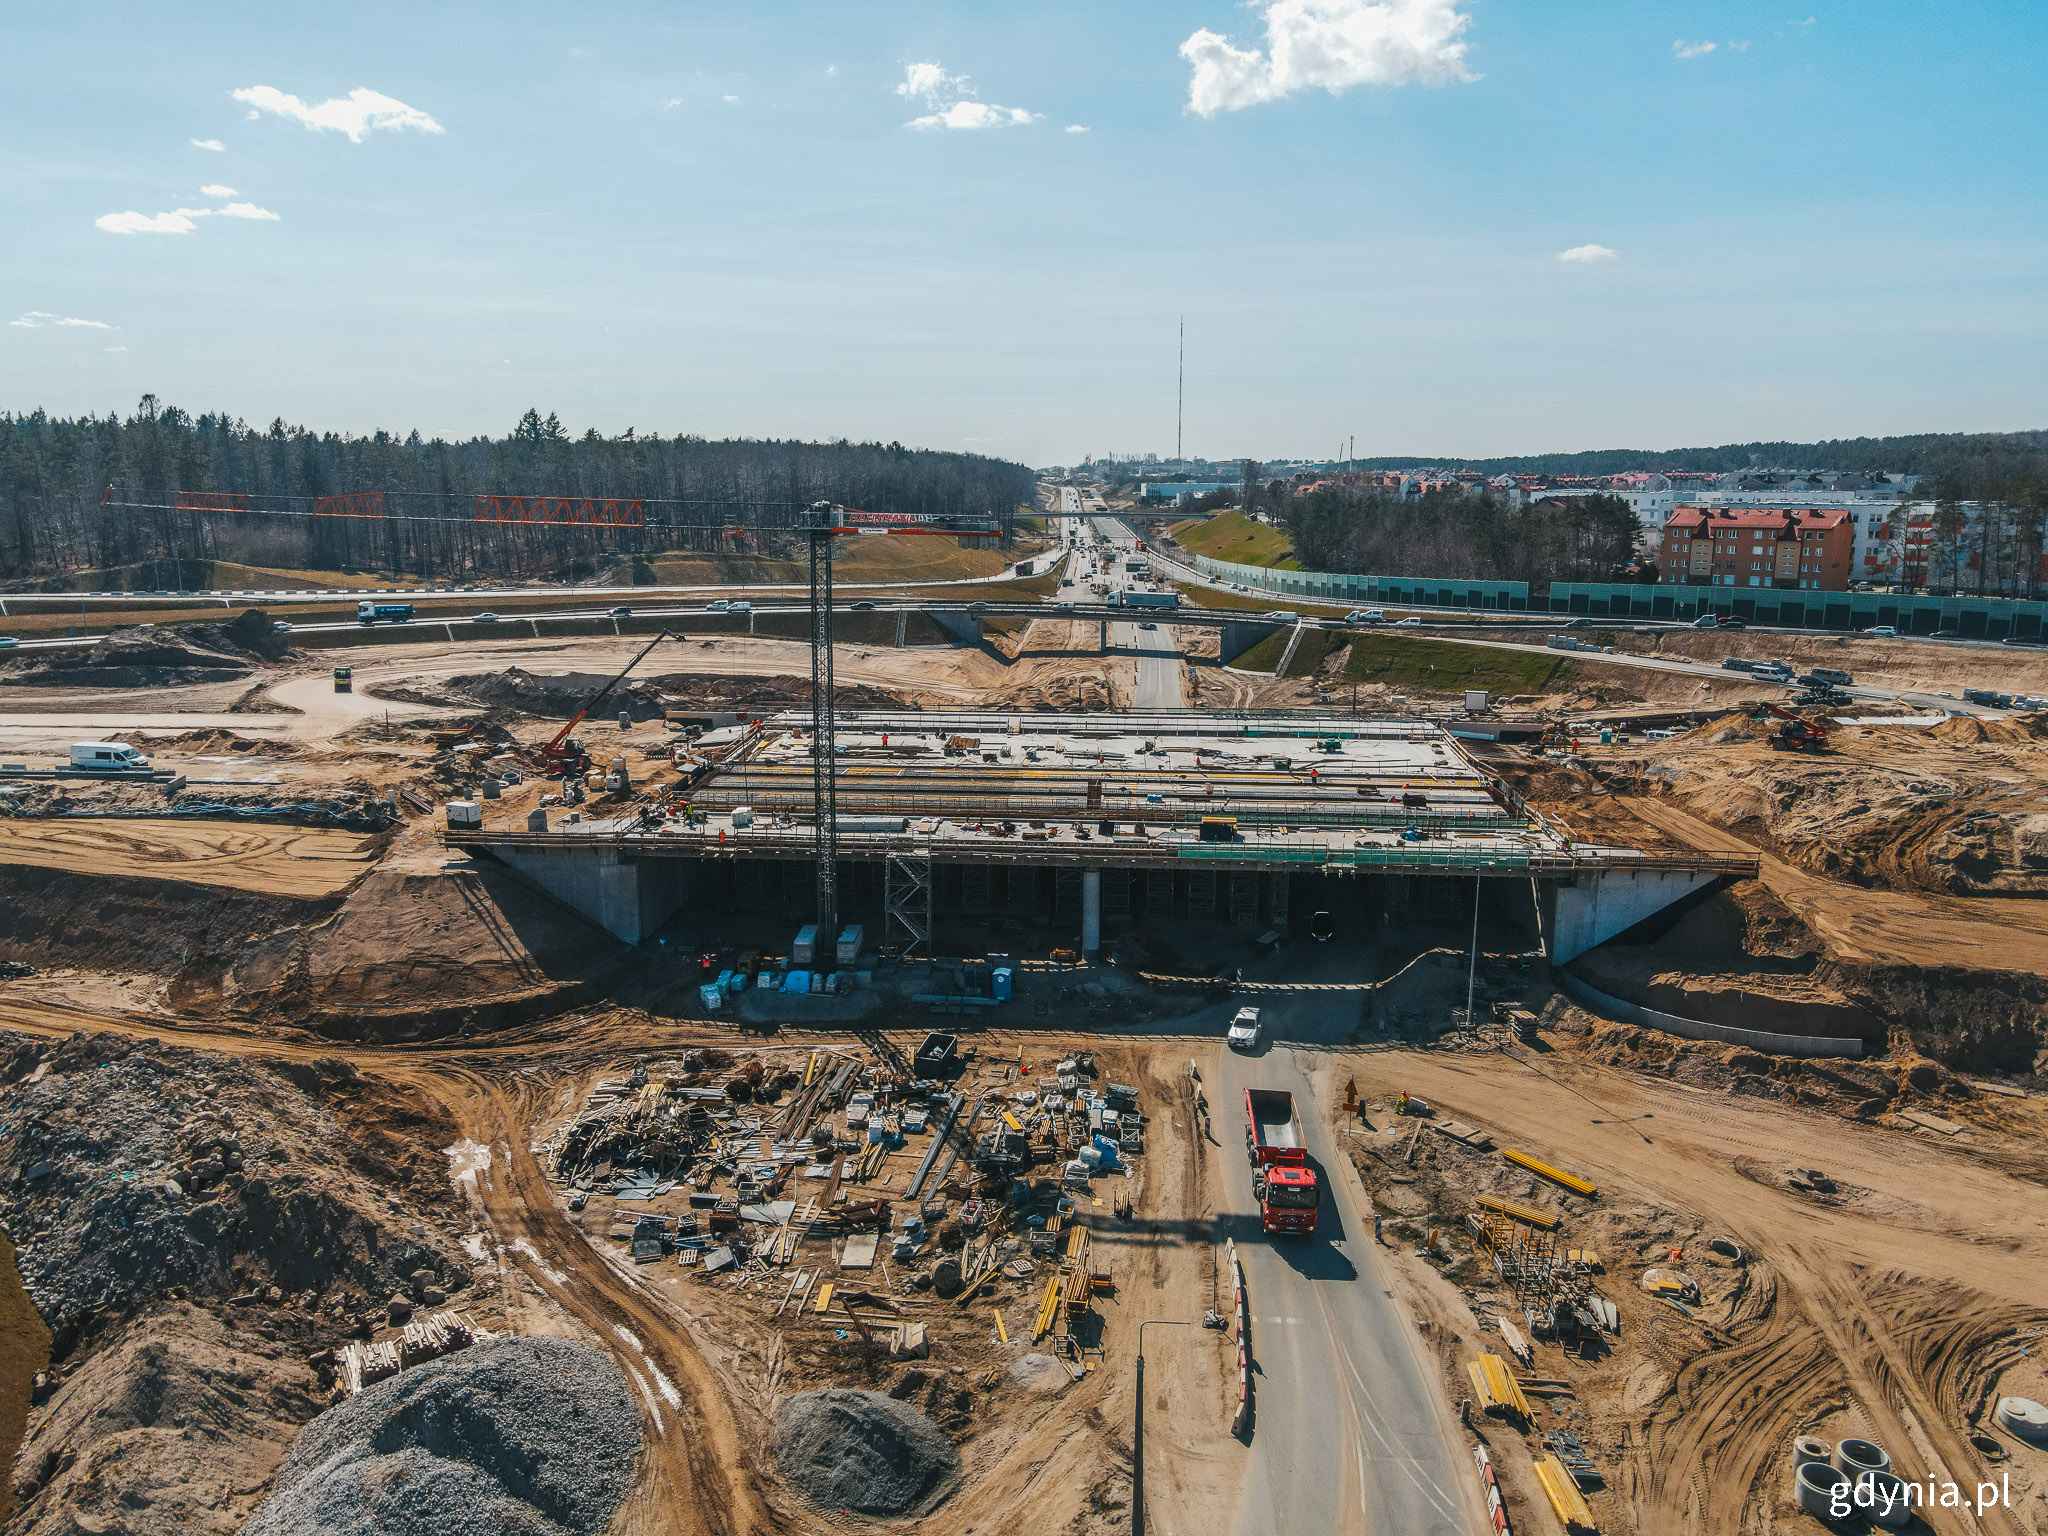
[243,1338,640,1536]
[770,1387,961,1515]
[1,609,287,688]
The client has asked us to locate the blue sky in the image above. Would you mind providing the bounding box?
[5,1,2044,466]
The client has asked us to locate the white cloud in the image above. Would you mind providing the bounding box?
[105,345,128,353]
[1557,243,1618,263]
[896,59,1040,130]
[191,138,225,152]
[95,209,205,235]
[199,184,237,197]
[909,101,1039,130]
[1066,124,1090,134]
[661,96,682,110]
[13,311,113,330]
[723,94,740,103]
[1727,38,1753,51]
[1672,39,1717,57]
[895,62,967,106]
[230,85,442,142]
[94,197,279,235]
[1181,0,1476,116]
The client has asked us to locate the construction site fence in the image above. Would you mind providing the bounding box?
[1557,968,1865,1059]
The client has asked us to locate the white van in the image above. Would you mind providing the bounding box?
[70,742,149,771]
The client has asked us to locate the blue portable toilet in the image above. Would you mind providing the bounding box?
[992,967,1013,1002]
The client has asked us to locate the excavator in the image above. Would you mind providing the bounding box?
[1747,700,1830,753]
[540,629,683,777]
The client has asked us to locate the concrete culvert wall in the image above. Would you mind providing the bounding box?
[1792,1435,1831,1470]
[245,1338,641,1536]
[771,1388,962,1516]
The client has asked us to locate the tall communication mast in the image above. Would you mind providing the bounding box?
[1176,316,1184,462]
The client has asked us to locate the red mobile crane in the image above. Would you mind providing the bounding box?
[1747,701,1830,753]
[541,629,683,777]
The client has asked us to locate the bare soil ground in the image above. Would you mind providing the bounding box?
[0,819,379,898]
[1335,1024,2048,1536]
[3,619,2047,1534]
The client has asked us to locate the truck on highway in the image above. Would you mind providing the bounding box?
[1107,590,1180,609]
[355,601,414,625]
[1244,1088,1319,1235]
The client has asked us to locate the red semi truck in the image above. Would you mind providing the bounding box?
[1244,1088,1320,1235]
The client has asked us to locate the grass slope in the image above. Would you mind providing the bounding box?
[1284,628,1342,678]
[1167,510,1300,569]
[1338,635,1563,694]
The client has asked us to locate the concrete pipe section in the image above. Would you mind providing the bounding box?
[1795,1462,1851,1521]
[1858,1470,1913,1529]
[1792,1436,1832,1470]
[1833,1437,1891,1479]
[1996,1396,2048,1442]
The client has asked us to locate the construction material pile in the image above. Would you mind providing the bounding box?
[0,1032,468,1347]
[771,1387,962,1515]
[245,1338,640,1536]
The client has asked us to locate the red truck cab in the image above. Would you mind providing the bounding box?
[1245,1088,1320,1235]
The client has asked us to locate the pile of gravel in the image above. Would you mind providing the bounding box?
[245,1338,640,1536]
[771,1388,961,1516]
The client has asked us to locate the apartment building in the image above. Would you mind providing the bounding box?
[1663,507,1854,590]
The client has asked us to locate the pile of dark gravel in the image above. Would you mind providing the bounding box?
[244,1337,641,1536]
[771,1388,961,1516]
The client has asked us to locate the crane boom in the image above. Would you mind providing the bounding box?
[542,629,682,773]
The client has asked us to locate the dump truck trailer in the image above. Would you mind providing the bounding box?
[1244,1088,1319,1235]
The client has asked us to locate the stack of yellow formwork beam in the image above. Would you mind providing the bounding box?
[1500,1149,1597,1197]
[1032,1273,1063,1341]
[1477,1195,1559,1229]
[1466,1353,1534,1420]
[1533,1453,1598,1531]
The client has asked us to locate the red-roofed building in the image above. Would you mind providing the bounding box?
[1664,507,1853,590]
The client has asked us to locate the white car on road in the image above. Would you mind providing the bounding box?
[1227,1006,1263,1050]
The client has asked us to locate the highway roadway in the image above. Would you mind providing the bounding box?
[1201,941,1478,1536]
[1066,504,1191,708]
[0,556,1062,612]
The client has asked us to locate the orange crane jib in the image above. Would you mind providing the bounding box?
[173,491,250,512]
[473,494,646,527]
[311,492,389,519]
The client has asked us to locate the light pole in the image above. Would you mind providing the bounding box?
[1133,1318,1190,1535]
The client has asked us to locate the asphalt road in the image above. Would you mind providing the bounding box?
[1075,512,1189,708]
[1202,942,1477,1536]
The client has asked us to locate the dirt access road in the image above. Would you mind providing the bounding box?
[1622,796,2048,973]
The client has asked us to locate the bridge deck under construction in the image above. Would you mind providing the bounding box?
[446,711,1753,881]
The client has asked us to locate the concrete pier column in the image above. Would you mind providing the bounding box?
[1081,868,1102,958]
